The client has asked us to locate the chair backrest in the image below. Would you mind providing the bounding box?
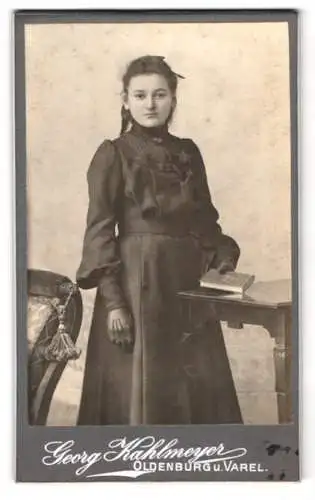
[27,269,83,425]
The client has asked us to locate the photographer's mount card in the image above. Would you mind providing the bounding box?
[15,9,299,482]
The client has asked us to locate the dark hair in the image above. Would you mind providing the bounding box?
[120,55,183,135]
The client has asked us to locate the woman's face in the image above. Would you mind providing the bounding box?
[124,73,175,128]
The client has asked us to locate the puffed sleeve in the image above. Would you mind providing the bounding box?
[188,139,240,270]
[76,140,127,312]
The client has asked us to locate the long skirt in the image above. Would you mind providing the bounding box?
[77,234,242,425]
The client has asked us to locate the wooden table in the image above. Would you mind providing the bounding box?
[178,279,292,424]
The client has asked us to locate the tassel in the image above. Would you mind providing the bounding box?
[43,322,81,362]
[42,295,81,362]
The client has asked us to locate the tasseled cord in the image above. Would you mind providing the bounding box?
[42,283,81,362]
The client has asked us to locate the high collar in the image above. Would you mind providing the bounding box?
[129,121,170,142]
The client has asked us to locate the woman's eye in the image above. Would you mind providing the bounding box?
[155,93,167,99]
[134,94,146,100]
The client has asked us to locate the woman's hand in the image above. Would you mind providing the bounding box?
[216,259,235,274]
[107,308,134,350]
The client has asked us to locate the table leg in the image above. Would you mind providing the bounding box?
[266,309,292,423]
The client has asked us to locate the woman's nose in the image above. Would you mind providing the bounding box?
[146,95,155,109]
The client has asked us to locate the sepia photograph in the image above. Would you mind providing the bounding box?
[24,16,294,430]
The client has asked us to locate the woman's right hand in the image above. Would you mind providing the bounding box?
[107,308,134,350]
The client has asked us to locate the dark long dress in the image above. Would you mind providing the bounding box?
[76,122,242,425]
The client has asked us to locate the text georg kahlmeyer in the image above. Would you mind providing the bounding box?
[41,437,268,478]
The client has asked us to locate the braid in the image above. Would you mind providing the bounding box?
[120,106,131,135]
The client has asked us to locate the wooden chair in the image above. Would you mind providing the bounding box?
[27,269,83,425]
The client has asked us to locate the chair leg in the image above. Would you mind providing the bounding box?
[31,362,64,425]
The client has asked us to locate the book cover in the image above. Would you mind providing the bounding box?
[199,269,255,294]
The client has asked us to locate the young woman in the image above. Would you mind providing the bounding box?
[76,55,242,425]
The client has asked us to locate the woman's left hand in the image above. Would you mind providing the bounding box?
[216,260,235,274]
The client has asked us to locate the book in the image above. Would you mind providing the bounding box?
[199,269,255,294]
